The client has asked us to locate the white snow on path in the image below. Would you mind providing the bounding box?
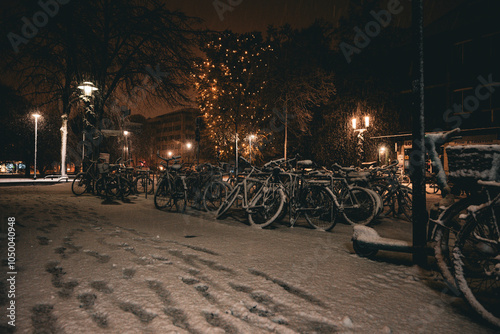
[0,184,497,333]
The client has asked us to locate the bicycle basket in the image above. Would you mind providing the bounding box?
[446,145,500,185]
[97,163,110,174]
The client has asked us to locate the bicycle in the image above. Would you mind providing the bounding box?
[442,142,500,328]
[72,159,101,196]
[452,181,500,328]
[154,154,187,213]
[94,158,133,200]
[287,160,337,231]
[133,160,154,195]
[217,160,285,228]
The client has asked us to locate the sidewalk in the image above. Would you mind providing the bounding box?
[0,175,73,186]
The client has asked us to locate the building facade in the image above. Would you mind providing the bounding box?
[147,108,199,162]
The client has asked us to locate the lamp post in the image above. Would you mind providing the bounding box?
[351,116,370,166]
[186,142,192,164]
[379,146,386,166]
[77,81,98,166]
[248,134,255,164]
[123,131,130,161]
[32,113,41,180]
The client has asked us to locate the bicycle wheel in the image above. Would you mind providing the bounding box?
[106,176,121,198]
[135,176,154,194]
[432,196,482,292]
[247,184,285,228]
[216,184,241,218]
[365,188,383,216]
[303,185,337,231]
[119,177,133,198]
[94,177,107,198]
[453,206,500,328]
[340,186,377,225]
[203,181,230,212]
[154,179,170,209]
[72,172,90,196]
[396,186,412,221]
[170,177,187,213]
[426,181,440,194]
[372,183,394,218]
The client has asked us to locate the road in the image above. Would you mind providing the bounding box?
[0,183,497,333]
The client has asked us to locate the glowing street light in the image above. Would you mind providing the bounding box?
[351,115,370,166]
[32,113,41,180]
[186,142,192,164]
[78,81,98,166]
[77,81,98,97]
[379,146,386,165]
[248,134,256,164]
[123,131,130,161]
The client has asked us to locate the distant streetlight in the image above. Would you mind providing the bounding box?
[351,116,370,166]
[248,134,256,164]
[379,146,386,165]
[78,81,98,167]
[186,142,192,164]
[123,131,130,161]
[168,151,173,157]
[32,113,41,180]
[77,81,98,97]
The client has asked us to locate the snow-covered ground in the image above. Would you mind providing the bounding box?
[0,183,497,333]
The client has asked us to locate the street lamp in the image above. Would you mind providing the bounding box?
[248,134,256,164]
[379,146,386,165]
[77,81,98,166]
[351,116,370,166]
[32,113,41,180]
[123,131,129,161]
[186,142,192,164]
[77,81,98,97]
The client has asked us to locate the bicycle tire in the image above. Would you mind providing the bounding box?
[433,195,485,291]
[372,182,394,218]
[365,188,383,216]
[171,177,187,213]
[340,186,377,225]
[135,177,154,194]
[453,207,500,328]
[154,179,172,210]
[203,181,231,212]
[94,177,110,198]
[72,172,89,196]
[303,185,337,231]
[216,184,240,218]
[396,186,412,221]
[247,184,285,228]
[119,177,133,198]
[426,182,440,194]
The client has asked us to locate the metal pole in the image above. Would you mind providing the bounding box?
[34,117,38,180]
[411,0,427,266]
[249,137,252,164]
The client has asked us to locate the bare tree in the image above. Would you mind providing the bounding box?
[2,0,203,175]
[265,22,336,159]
